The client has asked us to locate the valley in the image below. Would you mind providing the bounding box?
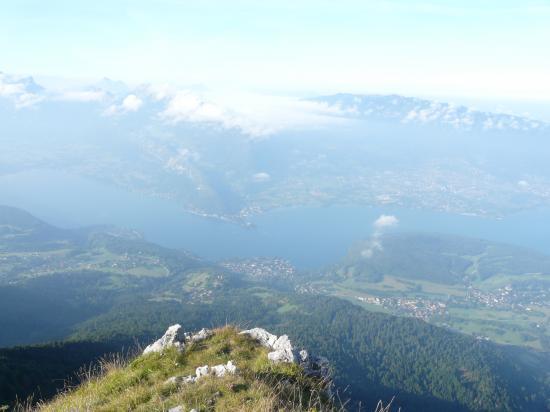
[3,4,549,411]
[299,234,550,350]
[1,206,549,411]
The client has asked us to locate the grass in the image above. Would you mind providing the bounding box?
[33,327,336,412]
[0,246,173,282]
[313,270,549,350]
[442,307,548,349]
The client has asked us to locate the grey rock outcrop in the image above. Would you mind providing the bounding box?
[195,365,210,378]
[144,325,215,356]
[165,375,197,385]
[143,324,186,355]
[240,327,331,380]
[268,334,295,363]
[165,361,237,386]
[211,360,237,377]
[299,351,330,379]
[240,328,297,364]
[152,325,330,392]
[185,328,213,344]
[240,327,278,348]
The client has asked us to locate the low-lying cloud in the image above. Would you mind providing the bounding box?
[373,214,399,230]
[252,172,271,183]
[105,94,143,115]
[0,73,44,108]
[362,214,399,258]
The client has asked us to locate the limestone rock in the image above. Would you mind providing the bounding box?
[165,360,237,387]
[241,326,331,385]
[268,334,296,363]
[164,376,178,385]
[211,361,237,377]
[143,324,185,355]
[165,375,197,385]
[240,328,278,348]
[226,360,237,374]
[241,328,298,364]
[196,365,210,378]
[168,406,184,412]
[185,328,213,344]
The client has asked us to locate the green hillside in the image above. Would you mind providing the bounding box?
[1,207,549,411]
[309,233,550,349]
[0,341,120,407]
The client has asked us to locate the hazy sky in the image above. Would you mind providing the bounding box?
[1,0,550,102]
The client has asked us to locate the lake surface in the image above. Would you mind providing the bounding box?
[2,169,550,269]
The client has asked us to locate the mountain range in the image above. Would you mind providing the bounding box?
[2,71,550,222]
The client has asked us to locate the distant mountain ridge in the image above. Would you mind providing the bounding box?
[2,69,547,134]
[0,205,47,229]
[311,93,548,132]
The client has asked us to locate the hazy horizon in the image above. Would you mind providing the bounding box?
[3,1,550,104]
[1,2,549,411]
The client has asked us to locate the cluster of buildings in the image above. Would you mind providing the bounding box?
[220,257,296,281]
[356,295,447,321]
[465,285,548,310]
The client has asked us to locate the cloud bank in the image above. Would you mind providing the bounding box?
[105,93,143,115]
[0,72,44,108]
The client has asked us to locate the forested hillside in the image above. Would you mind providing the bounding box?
[1,207,549,411]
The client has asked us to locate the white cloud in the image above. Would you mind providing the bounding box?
[373,214,399,230]
[362,214,399,258]
[252,172,271,182]
[12,92,43,108]
[361,238,383,259]
[159,90,274,137]
[121,94,143,111]
[185,92,351,137]
[56,90,106,102]
[105,93,143,116]
[0,82,24,96]
[0,73,43,108]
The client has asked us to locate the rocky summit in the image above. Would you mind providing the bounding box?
[39,325,335,411]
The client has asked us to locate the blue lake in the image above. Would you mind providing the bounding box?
[1,169,550,269]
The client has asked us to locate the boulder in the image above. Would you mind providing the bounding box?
[195,365,210,378]
[241,328,299,364]
[240,328,278,348]
[211,361,237,377]
[165,360,237,386]
[185,328,213,344]
[165,375,197,385]
[143,324,185,355]
[268,335,296,363]
[241,326,331,381]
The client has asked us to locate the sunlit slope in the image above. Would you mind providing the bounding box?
[39,327,334,412]
[312,233,550,349]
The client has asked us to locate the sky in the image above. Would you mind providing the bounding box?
[1,0,550,108]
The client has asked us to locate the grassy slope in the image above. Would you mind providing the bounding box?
[39,327,333,412]
[0,341,121,408]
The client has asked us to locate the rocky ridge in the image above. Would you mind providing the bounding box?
[145,324,331,382]
[40,325,336,411]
